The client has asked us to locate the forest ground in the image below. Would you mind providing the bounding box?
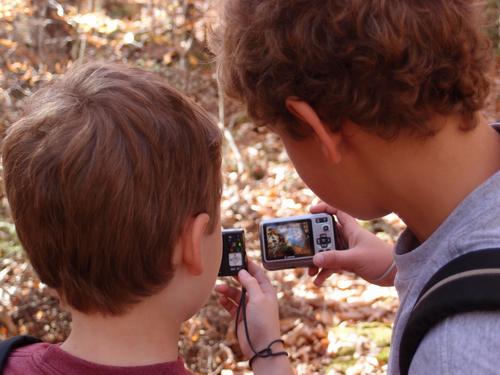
[0,1,498,374]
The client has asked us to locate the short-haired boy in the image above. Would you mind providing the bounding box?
[2,62,292,374]
[213,1,500,374]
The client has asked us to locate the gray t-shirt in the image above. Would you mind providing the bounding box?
[387,125,500,375]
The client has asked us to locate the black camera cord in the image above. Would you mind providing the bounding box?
[235,287,288,369]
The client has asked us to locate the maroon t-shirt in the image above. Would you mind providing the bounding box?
[4,343,192,375]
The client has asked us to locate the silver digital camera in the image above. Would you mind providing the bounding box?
[259,213,345,270]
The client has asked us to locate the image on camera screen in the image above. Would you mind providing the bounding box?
[226,236,244,266]
[264,221,314,260]
[228,252,243,267]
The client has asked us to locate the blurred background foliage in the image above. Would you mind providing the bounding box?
[0,1,498,374]
[485,0,499,53]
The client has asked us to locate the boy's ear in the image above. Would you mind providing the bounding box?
[176,213,210,276]
[285,97,342,163]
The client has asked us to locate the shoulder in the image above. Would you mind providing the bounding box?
[5,345,193,375]
[409,311,500,375]
[8,342,50,358]
[4,342,52,375]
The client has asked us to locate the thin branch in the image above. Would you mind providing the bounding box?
[217,79,245,174]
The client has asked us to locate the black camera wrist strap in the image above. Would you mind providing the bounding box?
[235,287,288,369]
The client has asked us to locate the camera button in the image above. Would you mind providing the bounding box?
[316,238,322,245]
[320,244,328,248]
[323,225,329,231]
[315,217,328,223]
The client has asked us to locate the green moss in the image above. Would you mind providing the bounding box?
[358,322,392,346]
[336,345,356,357]
[376,346,391,364]
[329,356,358,373]
[332,322,392,346]
[327,322,393,373]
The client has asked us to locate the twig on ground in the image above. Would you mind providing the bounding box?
[217,78,245,175]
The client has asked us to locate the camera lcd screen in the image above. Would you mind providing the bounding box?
[226,238,244,267]
[219,229,246,277]
[263,220,314,260]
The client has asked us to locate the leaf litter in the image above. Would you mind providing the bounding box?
[0,1,498,374]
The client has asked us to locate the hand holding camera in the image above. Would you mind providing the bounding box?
[215,261,283,361]
[308,202,396,286]
[219,212,346,276]
[216,206,394,372]
[218,204,396,286]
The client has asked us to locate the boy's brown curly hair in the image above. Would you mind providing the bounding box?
[212,0,493,138]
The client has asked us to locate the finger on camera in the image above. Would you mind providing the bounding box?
[314,269,335,286]
[310,202,338,215]
[219,295,238,317]
[308,266,319,277]
[335,212,360,241]
[313,249,347,271]
[215,284,242,303]
[238,269,264,299]
[247,260,274,295]
[214,283,229,294]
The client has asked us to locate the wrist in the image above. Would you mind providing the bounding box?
[249,339,289,369]
[371,258,397,286]
[251,342,292,375]
[373,259,395,280]
[252,357,293,375]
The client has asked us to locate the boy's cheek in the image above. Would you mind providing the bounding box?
[284,143,334,194]
[280,134,389,219]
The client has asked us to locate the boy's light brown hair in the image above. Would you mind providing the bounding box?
[212,0,493,139]
[2,62,222,315]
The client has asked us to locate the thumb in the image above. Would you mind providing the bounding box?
[238,269,264,299]
[335,210,360,243]
[313,248,358,273]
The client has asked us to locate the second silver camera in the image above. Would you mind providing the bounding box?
[259,213,344,270]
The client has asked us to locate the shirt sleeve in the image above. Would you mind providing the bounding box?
[409,311,500,375]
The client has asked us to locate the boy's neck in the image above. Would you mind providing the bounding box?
[60,293,182,367]
[370,116,500,242]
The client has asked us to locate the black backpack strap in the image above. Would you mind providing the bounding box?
[399,248,500,375]
[0,335,42,371]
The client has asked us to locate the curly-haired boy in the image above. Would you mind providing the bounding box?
[213,1,500,374]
